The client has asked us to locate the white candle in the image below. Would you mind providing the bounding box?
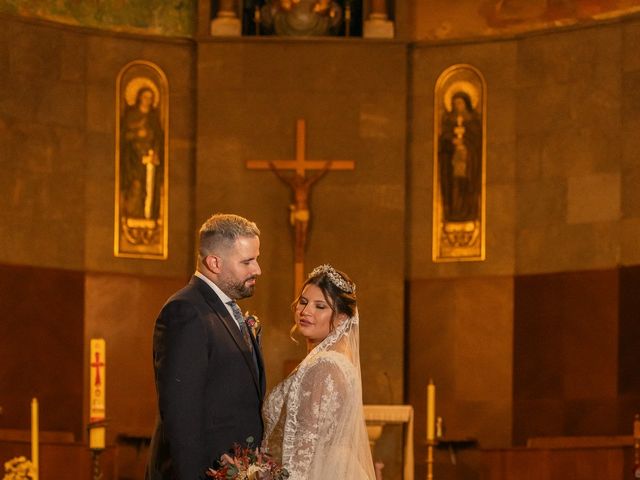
[31,398,39,480]
[427,380,436,442]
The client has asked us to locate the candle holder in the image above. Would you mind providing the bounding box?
[88,418,108,480]
[426,439,438,480]
[91,449,103,480]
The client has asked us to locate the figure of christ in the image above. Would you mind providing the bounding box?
[269,160,332,261]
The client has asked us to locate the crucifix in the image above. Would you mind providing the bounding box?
[247,119,355,295]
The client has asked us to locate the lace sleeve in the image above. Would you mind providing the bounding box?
[283,354,351,479]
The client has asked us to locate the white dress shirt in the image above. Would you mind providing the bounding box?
[194,271,242,330]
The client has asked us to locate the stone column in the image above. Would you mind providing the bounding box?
[210,0,242,36]
[364,0,394,38]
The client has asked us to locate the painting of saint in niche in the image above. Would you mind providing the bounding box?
[114,61,169,259]
[433,64,486,262]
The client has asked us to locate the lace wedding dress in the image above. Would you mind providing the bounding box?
[263,312,376,480]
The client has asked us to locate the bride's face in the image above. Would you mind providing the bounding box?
[295,284,346,345]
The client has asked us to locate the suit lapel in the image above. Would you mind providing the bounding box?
[190,276,262,394]
[249,330,266,398]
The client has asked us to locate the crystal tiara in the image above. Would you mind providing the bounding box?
[309,264,356,294]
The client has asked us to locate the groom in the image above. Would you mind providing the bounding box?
[146,213,266,480]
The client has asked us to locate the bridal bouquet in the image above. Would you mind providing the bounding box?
[206,437,288,480]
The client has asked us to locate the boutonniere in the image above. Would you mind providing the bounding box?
[244,312,261,343]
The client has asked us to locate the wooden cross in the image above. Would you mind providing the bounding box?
[247,119,355,295]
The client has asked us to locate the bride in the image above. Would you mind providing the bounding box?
[262,264,376,479]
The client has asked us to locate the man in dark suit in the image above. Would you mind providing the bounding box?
[146,213,265,480]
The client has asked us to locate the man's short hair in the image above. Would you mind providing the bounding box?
[198,213,260,260]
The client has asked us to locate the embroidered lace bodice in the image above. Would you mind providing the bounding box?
[263,315,375,480]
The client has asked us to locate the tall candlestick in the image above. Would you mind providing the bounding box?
[426,443,434,480]
[634,414,640,477]
[427,379,436,442]
[89,339,106,450]
[31,397,39,480]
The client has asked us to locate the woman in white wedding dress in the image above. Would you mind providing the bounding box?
[262,264,376,480]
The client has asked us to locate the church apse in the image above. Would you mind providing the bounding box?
[114,61,169,259]
[432,64,487,262]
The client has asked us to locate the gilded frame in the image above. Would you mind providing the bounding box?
[432,64,487,262]
[114,60,169,259]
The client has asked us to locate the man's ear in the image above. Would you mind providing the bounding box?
[203,254,222,274]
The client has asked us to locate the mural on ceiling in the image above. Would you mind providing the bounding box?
[417,0,640,39]
[0,0,195,36]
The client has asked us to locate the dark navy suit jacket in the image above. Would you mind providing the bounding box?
[146,276,265,480]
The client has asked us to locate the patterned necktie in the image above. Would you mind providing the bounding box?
[228,301,255,356]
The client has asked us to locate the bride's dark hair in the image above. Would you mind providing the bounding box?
[290,267,357,341]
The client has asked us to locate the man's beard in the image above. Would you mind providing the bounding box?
[220,274,257,300]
